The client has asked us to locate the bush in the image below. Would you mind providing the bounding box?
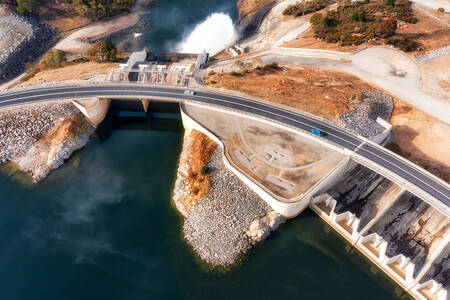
[73,0,135,20]
[385,36,420,52]
[40,50,67,69]
[283,0,332,17]
[200,165,211,175]
[16,0,36,14]
[85,40,117,62]
[437,7,445,13]
[310,12,323,25]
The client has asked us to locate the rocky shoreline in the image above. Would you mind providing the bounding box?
[0,101,94,182]
[174,130,284,266]
[0,6,56,84]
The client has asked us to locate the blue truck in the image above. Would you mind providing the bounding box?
[311,128,326,137]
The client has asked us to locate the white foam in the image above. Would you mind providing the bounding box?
[176,12,237,56]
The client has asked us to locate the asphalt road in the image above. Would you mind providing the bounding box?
[0,84,449,215]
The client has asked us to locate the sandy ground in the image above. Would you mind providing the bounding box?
[14,62,117,88]
[54,13,139,54]
[207,66,450,183]
[419,56,450,102]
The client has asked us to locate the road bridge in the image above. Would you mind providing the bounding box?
[0,84,449,217]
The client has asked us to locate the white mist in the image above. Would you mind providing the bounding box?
[177,12,237,55]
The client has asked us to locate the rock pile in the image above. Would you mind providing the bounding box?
[0,101,79,164]
[339,90,393,138]
[183,148,284,266]
[0,9,55,84]
[416,46,450,64]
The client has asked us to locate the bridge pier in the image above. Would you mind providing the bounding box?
[71,97,111,126]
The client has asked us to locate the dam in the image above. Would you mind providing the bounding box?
[70,93,449,300]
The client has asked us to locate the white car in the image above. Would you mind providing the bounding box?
[184,90,195,96]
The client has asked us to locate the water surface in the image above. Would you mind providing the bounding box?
[0,116,410,299]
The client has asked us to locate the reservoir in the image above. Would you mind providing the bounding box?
[0,114,410,299]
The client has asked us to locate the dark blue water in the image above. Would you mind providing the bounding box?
[142,0,238,51]
[0,115,411,299]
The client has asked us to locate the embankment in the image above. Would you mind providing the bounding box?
[0,5,56,84]
[173,129,284,266]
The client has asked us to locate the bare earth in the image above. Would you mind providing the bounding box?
[207,66,375,121]
[419,56,450,101]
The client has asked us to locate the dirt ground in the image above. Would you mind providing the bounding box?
[207,66,374,120]
[389,99,450,183]
[396,4,450,54]
[35,1,91,33]
[207,66,450,183]
[15,62,118,88]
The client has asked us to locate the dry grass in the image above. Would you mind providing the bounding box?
[182,130,217,212]
[207,66,375,120]
[16,62,117,88]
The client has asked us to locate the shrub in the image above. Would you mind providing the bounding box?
[437,7,445,13]
[230,71,242,76]
[16,0,36,14]
[200,165,211,175]
[85,40,117,62]
[310,12,323,25]
[283,0,332,17]
[385,36,420,52]
[73,0,136,20]
[40,50,67,69]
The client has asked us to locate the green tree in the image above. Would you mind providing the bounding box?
[85,40,118,62]
[16,0,37,14]
[358,10,366,22]
[41,50,67,69]
[310,13,323,25]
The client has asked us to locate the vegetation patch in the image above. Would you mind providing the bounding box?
[310,0,418,47]
[85,40,118,63]
[283,0,333,17]
[385,36,420,52]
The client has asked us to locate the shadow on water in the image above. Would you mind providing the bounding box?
[96,100,183,141]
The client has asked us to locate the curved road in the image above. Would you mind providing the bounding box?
[1,84,449,216]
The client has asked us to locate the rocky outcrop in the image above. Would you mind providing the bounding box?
[0,101,94,182]
[246,211,285,243]
[0,101,80,164]
[15,114,95,182]
[0,6,56,84]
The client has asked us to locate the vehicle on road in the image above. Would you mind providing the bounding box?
[311,128,326,136]
[184,90,195,96]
